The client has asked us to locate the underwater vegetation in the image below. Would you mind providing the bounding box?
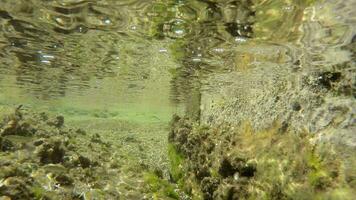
[0,107,117,199]
[0,107,176,199]
[0,0,354,199]
[143,172,179,199]
[164,1,355,198]
[169,116,356,200]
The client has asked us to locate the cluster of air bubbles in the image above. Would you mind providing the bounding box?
[37,51,55,65]
[163,19,189,39]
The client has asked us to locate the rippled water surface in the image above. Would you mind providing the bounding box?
[0,0,355,199]
[0,0,354,117]
[0,0,184,122]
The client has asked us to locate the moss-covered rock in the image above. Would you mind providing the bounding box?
[0,137,15,152]
[169,116,355,199]
[0,107,175,199]
[35,139,66,164]
[0,177,36,200]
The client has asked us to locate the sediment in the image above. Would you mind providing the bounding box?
[0,107,177,199]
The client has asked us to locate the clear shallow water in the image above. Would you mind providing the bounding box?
[0,0,354,117]
[0,0,355,199]
[0,0,182,122]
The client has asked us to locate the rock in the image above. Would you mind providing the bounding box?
[0,120,18,136]
[201,177,219,200]
[0,196,12,200]
[195,164,210,181]
[36,140,65,164]
[317,71,342,90]
[240,160,256,178]
[78,155,91,168]
[0,118,36,137]
[75,128,86,135]
[47,115,64,128]
[55,116,64,128]
[218,157,237,178]
[91,133,102,143]
[176,128,190,145]
[0,177,35,200]
[218,155,256,179]
[0,107,37,137]
[55,174,73,186]
[72,155,91,168]
[39,112,49,121]
[0,165,27,179]
[33,138,45,146]
[0,137,15,151]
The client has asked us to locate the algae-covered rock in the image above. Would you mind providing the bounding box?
[0,163,28,180]
[47,115,64,128]
[0,137,15,152]
[54,174,73,186]
[169,116,356,199]
[143,172,180,199]
[0,177,36,200]
[72,154,92,168]
[0,107,172,199]
[218,155,256,179]
[200,177,219,200]
[0,114,36,137]
[35,139,66,164]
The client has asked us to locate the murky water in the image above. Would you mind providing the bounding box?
[0,0,355,199]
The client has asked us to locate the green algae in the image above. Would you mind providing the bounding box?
[307,151,332,190]
[143,172,179,199]
[168,143,185,182]
[30,186,47,200]
[0,108,172,199]
[167,142,205,199]
[168,117,355,199]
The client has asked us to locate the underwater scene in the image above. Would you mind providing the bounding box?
[0,0,355,199]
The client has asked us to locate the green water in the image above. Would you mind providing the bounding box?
[0,0,355,199]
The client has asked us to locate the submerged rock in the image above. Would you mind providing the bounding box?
[0,137,15,152]
[54,174,73,186]
[0,177,35,200]
[35,139,65,164]
[73,155,91,168]
[0,105,175,199]
[0,119,36,137]
[168,116,356,199]
[201,177,219,200]
[47,116,64,128]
